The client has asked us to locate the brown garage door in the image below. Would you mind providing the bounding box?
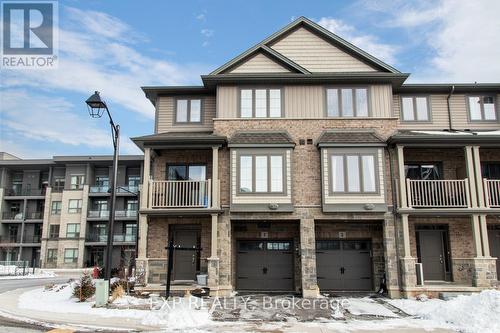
[316,240,373,291]
[236,240,294,291]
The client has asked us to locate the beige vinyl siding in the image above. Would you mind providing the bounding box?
[270,27,378,73]
[394,94,500,130]
[156,95,216,133]
[322,148,386,205]
[228,52,291,73]
[231,149,292,204]
[217,85,393,119]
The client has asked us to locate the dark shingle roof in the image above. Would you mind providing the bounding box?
[229,131,295,147]
[317,131,385,147]
[132,131,226,150]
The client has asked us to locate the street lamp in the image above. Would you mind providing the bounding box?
[85,91,120,281]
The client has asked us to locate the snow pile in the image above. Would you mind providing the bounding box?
[345,298,398,318]
[390,290,500,333]
[0,266,56,280]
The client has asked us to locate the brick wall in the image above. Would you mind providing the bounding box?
[213,118,398,207]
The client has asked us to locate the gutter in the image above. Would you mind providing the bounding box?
[446,85,456,131]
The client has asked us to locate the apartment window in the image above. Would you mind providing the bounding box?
[167,165,206,181]
[66,223,80,238]
[95,176,109,187]
[175,98,202,123]
[331,153,377,193]
[49,225,60,239]
[68,199,82,213]
[468,96,497,121]
[70,175,85,190]
[326,87,369,117]
[401,96,430,121]
[239,88,282,118]
[51,201,62,215]
[53,177,65,191]
[405,163,442,180]
[93,199,108,212]
[64,248,78,263]
[127,175,140,188]
[46,249,57,263]
[238,154,284,193]
[126,199,138,212]
[482,163,500,180]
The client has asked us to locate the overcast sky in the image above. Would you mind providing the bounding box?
[1,0,499,158]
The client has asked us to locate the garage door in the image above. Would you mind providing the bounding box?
[236,240,294,291]
[316,240,373,291]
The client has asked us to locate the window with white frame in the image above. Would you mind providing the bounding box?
[64,248,78,263]
[66,223,80,238]
[176,98,202,123]
[239,88,282,118]
[330,153,378,193]
[326,87,369,117]
[68,199,82,213]
[238,154,284,193]
[70,175,85,190]
[401,96,430,121]
[468,95,497,121]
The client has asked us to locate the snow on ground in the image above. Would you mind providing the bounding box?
[0,266,55,280]
[345,297,398,317]
[389,290,500,333]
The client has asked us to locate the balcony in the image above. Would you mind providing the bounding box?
[1,212,24,221]
[89,185,109,194]
[25,212,43,220]
[87,210,109,218]
[22,235,41,243]
[5,188,46,197]
[406,179,471,208]
[51,185,65,193]
[149,179,213,209]
[0,235,21,244]
[86,233,136,243]
[87,210,137,219]
[117,185,139,194]
[115,210,137,218]
[484,179,500,208]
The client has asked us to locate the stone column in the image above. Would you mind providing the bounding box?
[207,214,220,291]
[399,213,416,294]
[471,257,497,288]
[213,213,232,296]
[383,215,400,298]
[300,219,319,298]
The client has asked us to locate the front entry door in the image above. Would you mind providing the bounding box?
[172,226,200,281]
[418,230,446,280]
[488,228,500,279]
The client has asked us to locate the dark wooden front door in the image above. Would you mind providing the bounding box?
[172,226,200,281]
[418,230,446,281]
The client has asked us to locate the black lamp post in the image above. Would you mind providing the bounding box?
[85,91,119,281]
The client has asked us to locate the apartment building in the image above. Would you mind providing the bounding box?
[132,17,500,298]
[0,154,142,272]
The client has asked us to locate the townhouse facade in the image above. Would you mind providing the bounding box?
[0,154,142,272]
[132,17,500,298]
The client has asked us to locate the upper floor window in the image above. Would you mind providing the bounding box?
[64,248,78,263]
[326,88,368,117]
[331,153,377,193]
[401,96,430,121]
[176,99,201,123]
[66,223,80,238]
[68,199,82,213]
[51,201,62,215]
[468,96,497,121]
[238,154,284,193]
[240,88,282,118]
[49,224,60,239]
[70,175,85,190]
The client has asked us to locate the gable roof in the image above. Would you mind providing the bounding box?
[210,16,399,75]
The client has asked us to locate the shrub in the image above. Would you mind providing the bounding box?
[111,279,135,294]
[73,272,95,302]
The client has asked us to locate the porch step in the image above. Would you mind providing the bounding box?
[438,292,474,301]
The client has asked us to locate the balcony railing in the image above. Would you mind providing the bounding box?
[406,179,471,208]
[0,236,21,244]
[22,235,41,243]
[87,210,137,218]
[117,185,139,194]
[86,233,136,243]
[484,179,500,208]
[6,188,45,196]
[2,212,24,220]
[87,210,109,218]
[149,179,212,209]
[51,185,65,193]
[25,212,43,220]
[89,185,109,193]
[115,210,137,218]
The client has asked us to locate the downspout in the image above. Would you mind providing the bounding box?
[446,85,456,131]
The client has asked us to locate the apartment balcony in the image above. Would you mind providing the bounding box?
[484,179,500,208]
[148,179,216,210]
[85,233,136,244]
[22,235,41,244]
[1,212,24,221]
[87,210,137,219]
[405,179,471,209]
[0,235,21,245]
[25,212,44,220]
[51,184,65,193]
[89,185,109,194]
[5,187,46,197]
[117,185,139,195]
